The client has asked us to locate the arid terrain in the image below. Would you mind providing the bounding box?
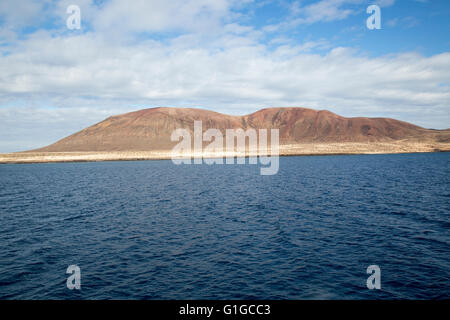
[1,107,449,163]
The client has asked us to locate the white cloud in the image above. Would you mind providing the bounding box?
[0,0,47,29]
[265,0,396,31]
[0,31,449,130]
[293,0,358,24]
[69,0,238,37]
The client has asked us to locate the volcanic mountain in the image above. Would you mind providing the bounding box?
[34,107,449,153]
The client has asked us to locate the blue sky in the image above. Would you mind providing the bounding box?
[0,0,449,152]
[248,0,450,56]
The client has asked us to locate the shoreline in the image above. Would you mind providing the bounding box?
[1,142,449,164]
[0,151,448,165]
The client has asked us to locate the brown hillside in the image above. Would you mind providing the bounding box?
[33,107,450,152]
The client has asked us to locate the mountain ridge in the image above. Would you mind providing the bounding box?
[33,106,449,152]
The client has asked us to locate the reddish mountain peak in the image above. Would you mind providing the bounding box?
[33,106,449,152]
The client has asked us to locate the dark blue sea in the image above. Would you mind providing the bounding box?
[0,153,449,299]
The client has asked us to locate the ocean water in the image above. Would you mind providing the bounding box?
[0,153,449,300]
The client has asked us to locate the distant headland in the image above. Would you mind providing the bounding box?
[1,107,449,163]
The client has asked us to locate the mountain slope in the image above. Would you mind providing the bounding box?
[34,107,449,152]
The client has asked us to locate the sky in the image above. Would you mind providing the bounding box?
[0,0,449,152]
